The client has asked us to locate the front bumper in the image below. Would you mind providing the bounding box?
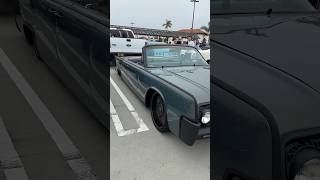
[179,116,210,146]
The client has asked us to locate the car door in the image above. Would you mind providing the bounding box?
[122,60,146,98]
[54,0,108,125]
[86,1,109,126]
[133,65,148,97]
[126,62,137,80]
[110,29,121,53]
[49,0,92,107]
[34,0,60,72]
[118,30,133,52]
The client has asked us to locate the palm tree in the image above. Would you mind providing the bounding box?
[162,19,172,30]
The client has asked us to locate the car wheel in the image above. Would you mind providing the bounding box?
[151,94,169,132]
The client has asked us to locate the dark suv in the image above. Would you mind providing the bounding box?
[212,0,320,179]
[19,0,108,126]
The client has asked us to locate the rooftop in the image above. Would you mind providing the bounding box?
[178,29,209,35]
[110,25,192,37]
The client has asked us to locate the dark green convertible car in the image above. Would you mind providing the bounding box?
[116,45,210,145]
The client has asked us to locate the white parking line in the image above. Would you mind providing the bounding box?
[0,49,98,180]
[110,77,149,136]
[110,100,138,136]
[0,117,29,180]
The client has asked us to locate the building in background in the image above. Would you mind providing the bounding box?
[178,28,209,45]
[111,25,195,44]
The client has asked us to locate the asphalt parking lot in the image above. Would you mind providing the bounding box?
[0,15,108,180]
[110,67,210,180]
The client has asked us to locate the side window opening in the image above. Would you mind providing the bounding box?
[120,30,128,38]
[110,30,120,38]
[127,31,134,38]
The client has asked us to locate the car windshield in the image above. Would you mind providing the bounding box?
[146,46,208,68]
[212,0,317,14]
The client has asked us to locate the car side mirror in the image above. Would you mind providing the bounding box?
[206,60,210,64]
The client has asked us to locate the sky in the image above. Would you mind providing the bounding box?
[110,0,210,31]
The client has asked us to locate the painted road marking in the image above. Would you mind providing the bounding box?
[110,100,138,136]
[0,117,30,180]
[0,49,98,180]
[110,77,149,136]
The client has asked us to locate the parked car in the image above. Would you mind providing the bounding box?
[212,0,320,179]
[110,28,147,56]
[19,0,108,126]
[116,45,210,145]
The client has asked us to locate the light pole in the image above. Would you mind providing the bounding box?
[190,0,199,39]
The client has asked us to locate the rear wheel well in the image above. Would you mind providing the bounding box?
[145,89,157,107]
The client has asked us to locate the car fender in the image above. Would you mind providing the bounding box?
[145,86,165,107]
[145,83,197,136]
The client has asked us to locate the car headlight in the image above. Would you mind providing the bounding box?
[294,158,320,180]
[201,111,210,124]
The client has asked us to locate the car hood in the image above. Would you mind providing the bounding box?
[215,14,320,92]
[148,66,210,105]
[214,13,320,135]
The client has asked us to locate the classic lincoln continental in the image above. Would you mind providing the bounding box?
[212,0,320,179]
[116,45,210,145]
[20,0,108,126]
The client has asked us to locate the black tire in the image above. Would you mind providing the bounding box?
[151,94,169,132]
